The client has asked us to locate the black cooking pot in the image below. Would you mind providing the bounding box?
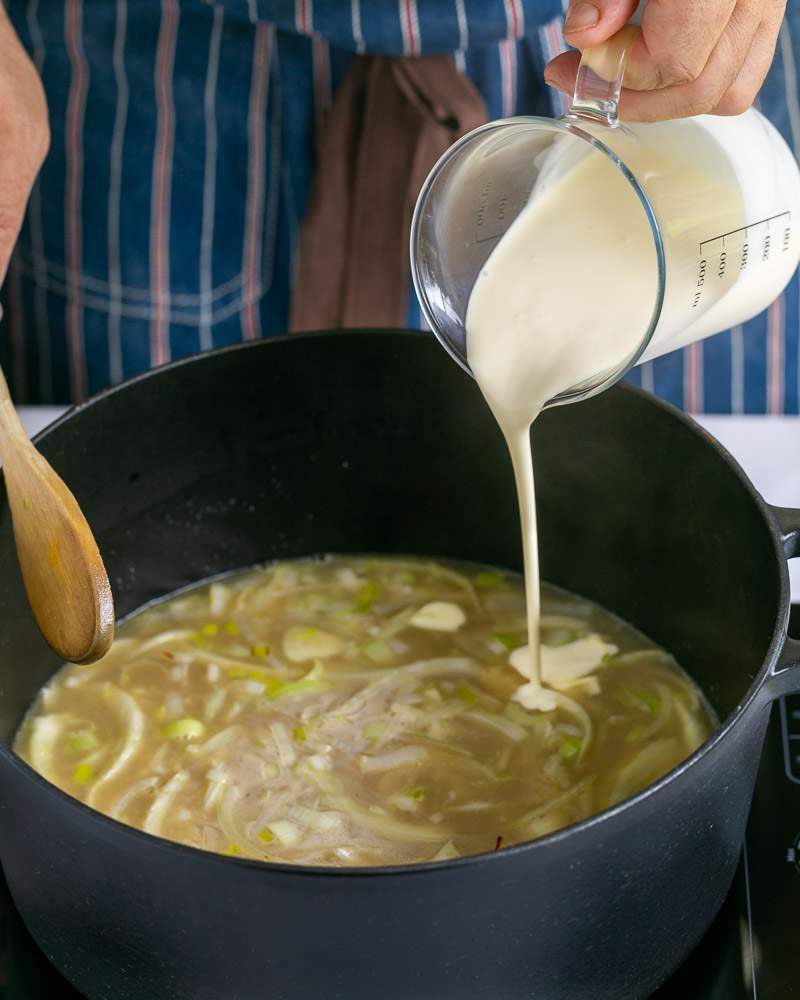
[0,331,797,1000]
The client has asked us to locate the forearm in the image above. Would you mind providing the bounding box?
[0,4,49,282]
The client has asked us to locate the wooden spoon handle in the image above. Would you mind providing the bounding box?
[0,315,29,451]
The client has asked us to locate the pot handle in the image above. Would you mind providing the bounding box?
[765,505,800,699]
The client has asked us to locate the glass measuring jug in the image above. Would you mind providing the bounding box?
[410,27,800,407]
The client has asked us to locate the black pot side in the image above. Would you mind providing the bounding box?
[0,331,797,1000]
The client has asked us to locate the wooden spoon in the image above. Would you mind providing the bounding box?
[0,365,114,663]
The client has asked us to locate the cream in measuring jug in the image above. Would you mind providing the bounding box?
[464,109,800,705]
[411,82,800,705]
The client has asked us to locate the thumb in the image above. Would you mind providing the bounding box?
[563,0,638,47]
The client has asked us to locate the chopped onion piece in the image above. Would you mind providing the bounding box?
[269,820,301,846]
[203,767,229,811]
[362,639,393,664]
[337,567,364,591]
[204,689,227,722]
[283,626,344,663]
[28,714,75,780]
[163,717,206,741]
[270,722,297,768]
[164,692,184,719]
[609,738,680,806]
[144,771,190,835]
[73,763,94,784]
[67,726,100,753]
[673,698,706,754]
[410,602,466,633]
[109,776,160,820]
[86,686,146,807]
[464,711,526,742]
[209,584,230,616]
[304,767,445,843]
[236,679,267,696]
[308,754,332,771]
[197,725,242,757]
[360,745,427,773]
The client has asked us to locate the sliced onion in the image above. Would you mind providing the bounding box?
[86,685,146,807]
[463,710,526,742]
[359,745,427,773]
[143,771,190,835]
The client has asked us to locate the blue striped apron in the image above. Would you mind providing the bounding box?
[2,0,799,413]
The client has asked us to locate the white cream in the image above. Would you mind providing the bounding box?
[464,111,800,705]
[466,138,658,702]
[510,635,618,710]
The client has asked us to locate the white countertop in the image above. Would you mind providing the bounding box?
[17,407,800,599]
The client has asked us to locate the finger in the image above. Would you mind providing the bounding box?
[625,0,763,90]
[562,0,638,46]
[616,2,772,120]
[543,50,582,96]
[623,0,737,91]
[713,5,785,114]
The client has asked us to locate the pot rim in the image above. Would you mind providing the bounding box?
[0,329,791,879]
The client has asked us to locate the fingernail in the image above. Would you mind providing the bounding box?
[564,2,600,33]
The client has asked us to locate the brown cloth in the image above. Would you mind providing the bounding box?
[289,55,487,332]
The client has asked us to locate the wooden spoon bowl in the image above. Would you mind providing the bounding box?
[0,367,114,663]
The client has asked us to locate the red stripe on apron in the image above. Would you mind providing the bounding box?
[767,293,785,414]
[295,0,312,35]
[242,24,273,342]
[684,341,703,414]
[149,0,179,368]
[400,0,421,56]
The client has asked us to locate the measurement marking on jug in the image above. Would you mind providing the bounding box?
[474,180,514,245]
[474,181,495,244]
[693,259,707,308]
[694,211,792,308]
[740,242,749,270]
[699,211,792,251]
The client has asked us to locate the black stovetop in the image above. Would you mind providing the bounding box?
[2,618,799,1000]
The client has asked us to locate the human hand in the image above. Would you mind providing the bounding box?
[0,7,48,284]
[544,0,788,121]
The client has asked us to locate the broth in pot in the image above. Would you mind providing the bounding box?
[15,557,713,867]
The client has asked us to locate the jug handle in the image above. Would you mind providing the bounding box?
[569,24,641,127]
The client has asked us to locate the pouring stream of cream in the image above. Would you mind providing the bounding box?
[465,138,659,708]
